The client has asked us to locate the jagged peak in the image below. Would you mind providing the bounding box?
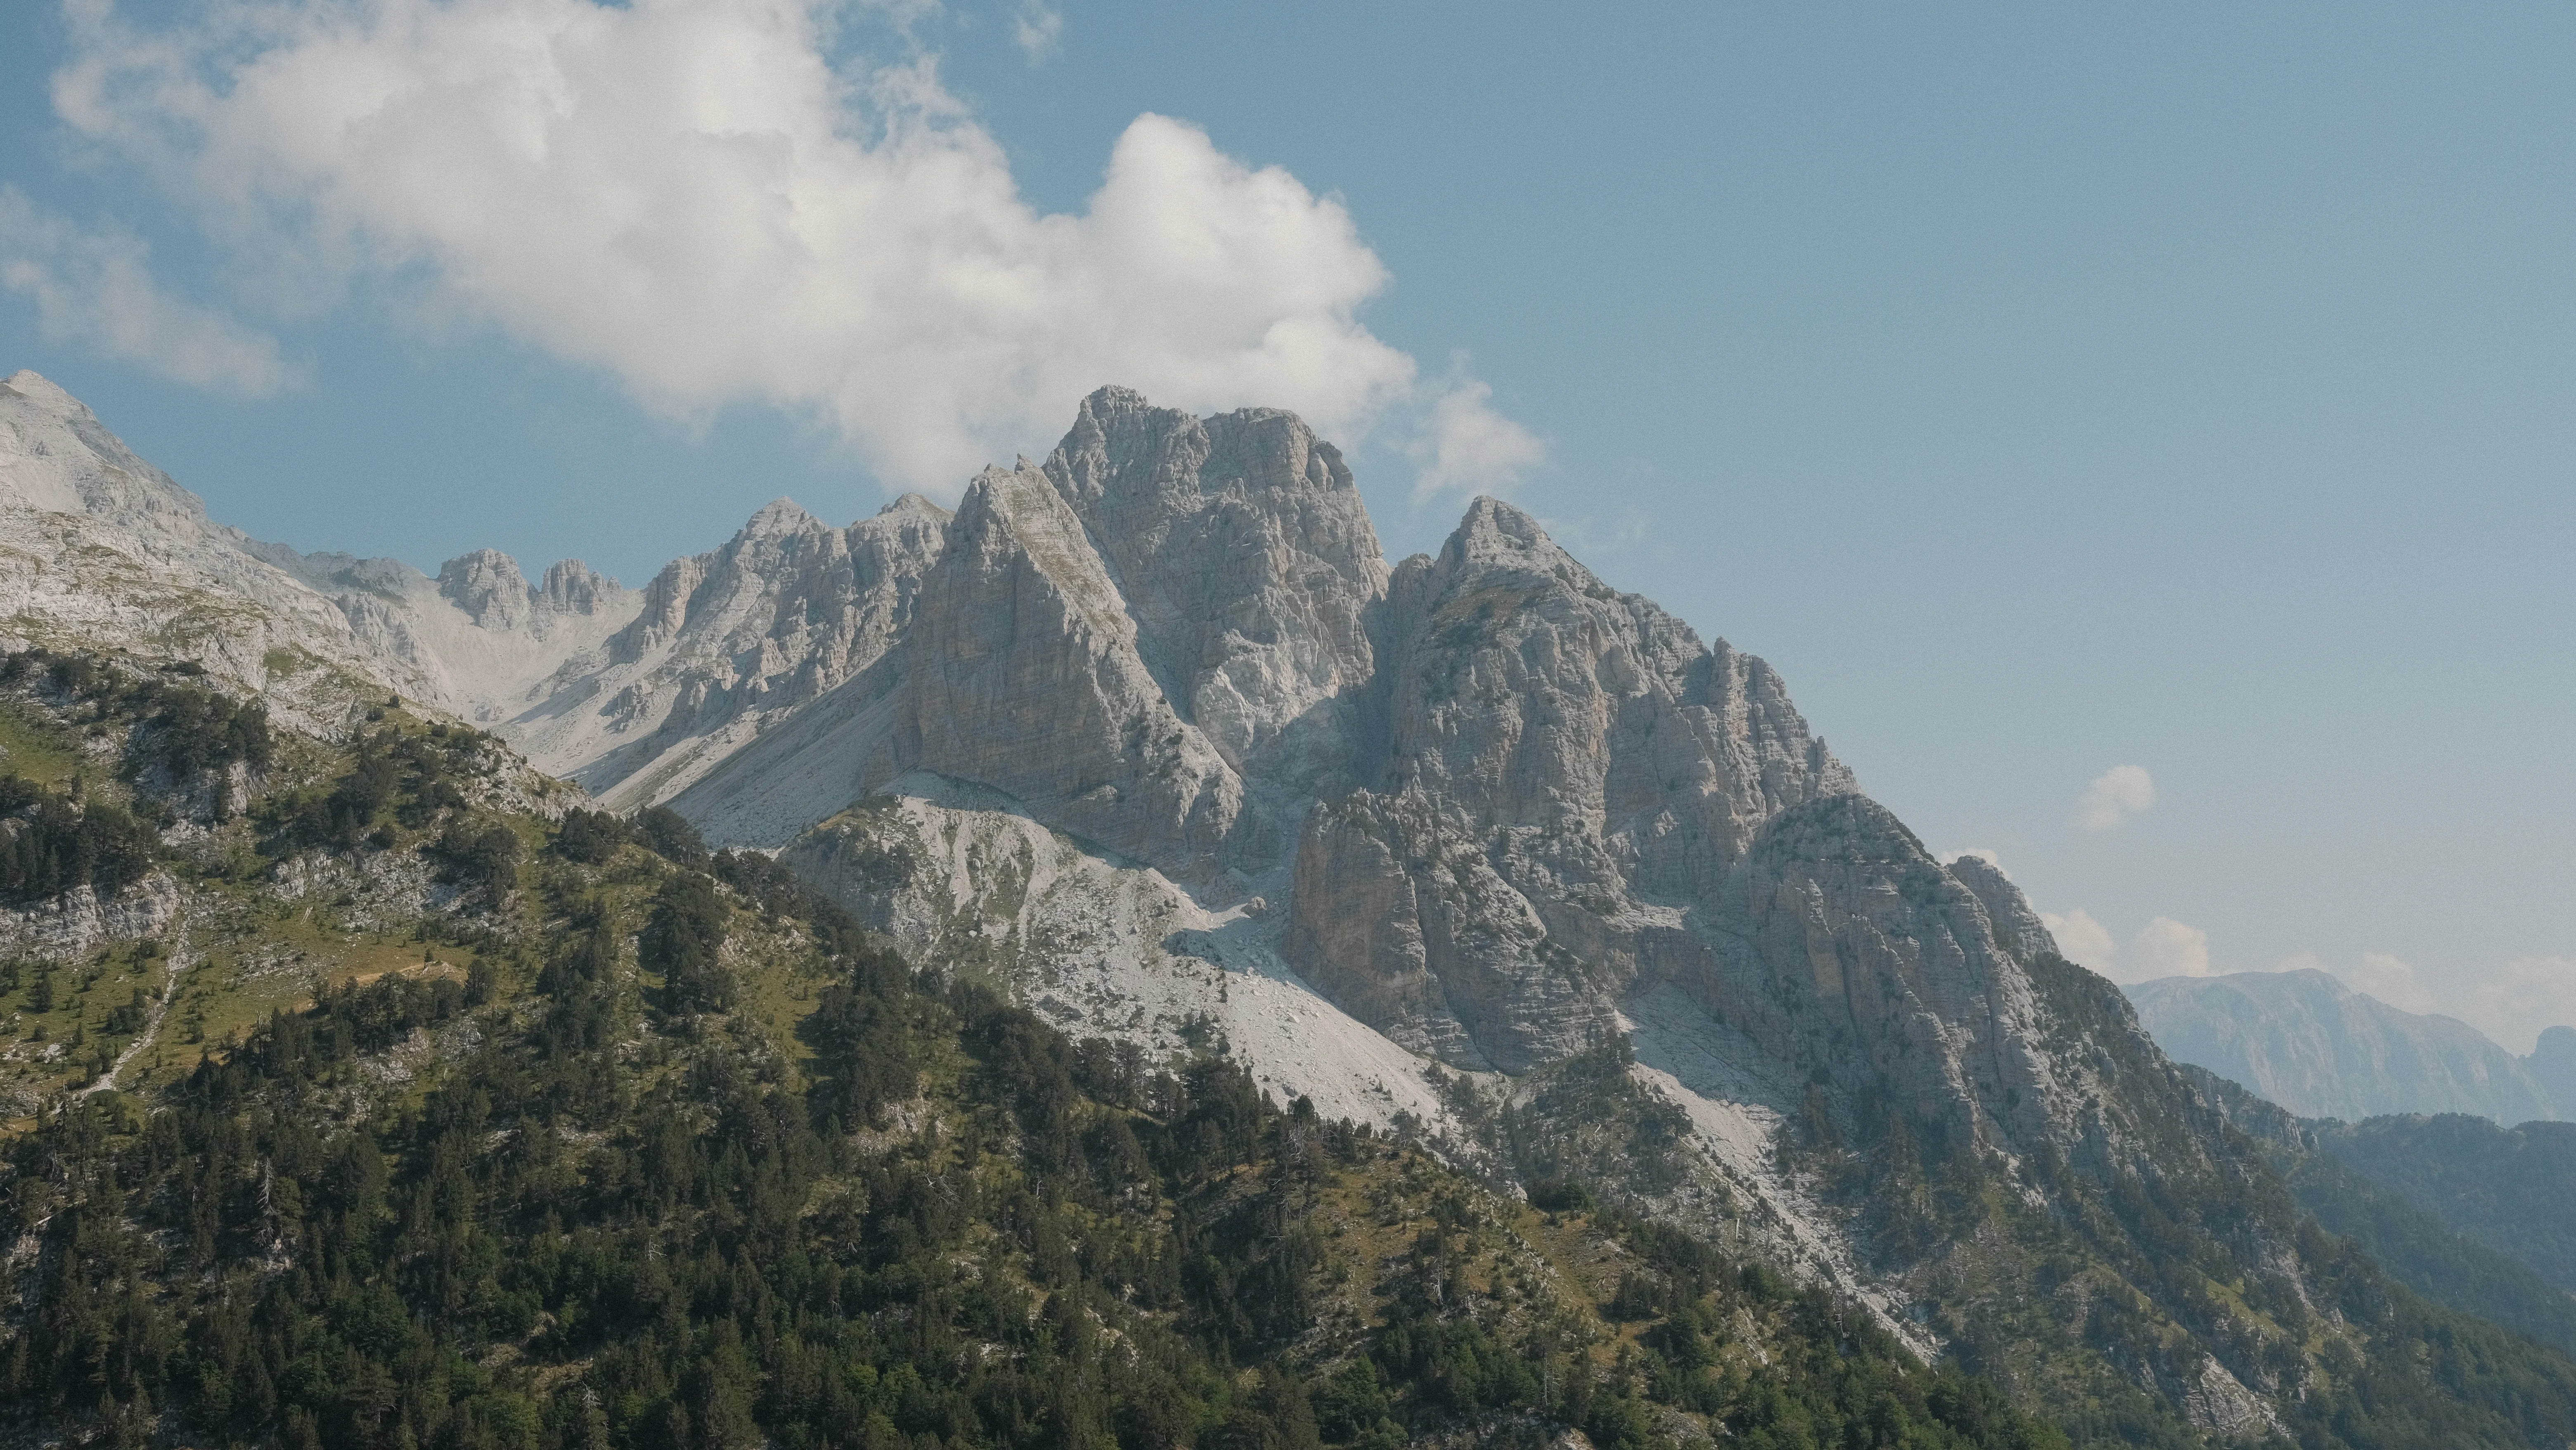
[438,546,523,579]
[538,558,621,614]
[873,492,952,524]
[739,497,821,539]
[2,370,77,410]
[1750,792,1928,866]
[1075,384,1159,418]
[1437,495,1587,579]
[437,548,534,628]
[954,462,1134,642]
[0,369,209,525]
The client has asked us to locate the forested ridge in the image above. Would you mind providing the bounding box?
[7,649,2576,1450]
[0,652,2064,1450]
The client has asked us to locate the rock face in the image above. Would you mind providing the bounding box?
[0,373,2094,1179]
[19,370,2488,1431]
[2126,969,2569,1123]
[618,389,2097,1194]
[663,392,1391,863]
[507,493,951,804]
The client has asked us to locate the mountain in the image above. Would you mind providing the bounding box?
[18,370,2576,1445]
[0,368,640,730]
[0,653,2076,1450]
[2124,968,2576,1122]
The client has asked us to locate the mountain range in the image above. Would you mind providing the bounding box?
[11,366,2576,1446]
[2126,969,2576,1123]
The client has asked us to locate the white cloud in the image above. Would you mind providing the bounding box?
[2132,917,2211,979]
[2072,764,2155,831]
[50,0,1534,495]
[2040,908,2116,976]
[0,187,296,396]
[2325,951,2437,1014]
[2468,956,2576,1055]
[1012,0,1063,62]
[2039,908,2212,984]
[1409,369,1545,500]
[1948,847,2009,879]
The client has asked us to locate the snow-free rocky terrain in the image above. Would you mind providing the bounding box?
[6,370,2420,1429]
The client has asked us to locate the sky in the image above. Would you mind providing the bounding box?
[3,1,2572,1047]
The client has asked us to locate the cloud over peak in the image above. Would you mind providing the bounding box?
[2040,907,2214,984]
[2072,764,2155,831]
[43,0,1534,495]
[0,188,297,398]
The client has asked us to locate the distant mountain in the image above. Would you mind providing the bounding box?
[2126,967,2576,1122]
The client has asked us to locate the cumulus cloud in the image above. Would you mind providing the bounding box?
[49,0,1536,495]
[2468,956,2576,1055]
[2072,765,2156,831]
[0,187,296,396]
[1409,370,1545,500]
[2040,908,2116,975]
[2039,908,2213,983]
[2133,917,2211,979]
[1012,0,1064,62]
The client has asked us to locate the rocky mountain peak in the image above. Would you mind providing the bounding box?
[435,548,534,630]
[876,492,951,524]
[741,497,822,540]
[1949,852,2060,966]
[538,559,615,613]
[1440,494,1571,571]
[0,369,210,534]
[2129,968,2575,1122]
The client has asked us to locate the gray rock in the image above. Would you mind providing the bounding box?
[437,549,533,631]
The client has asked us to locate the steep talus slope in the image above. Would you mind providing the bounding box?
[2126,969,2568,1122]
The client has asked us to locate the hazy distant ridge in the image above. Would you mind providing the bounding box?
[2127,967,2576,1122]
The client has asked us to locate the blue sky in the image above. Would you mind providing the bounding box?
[5,1,2572,1043]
